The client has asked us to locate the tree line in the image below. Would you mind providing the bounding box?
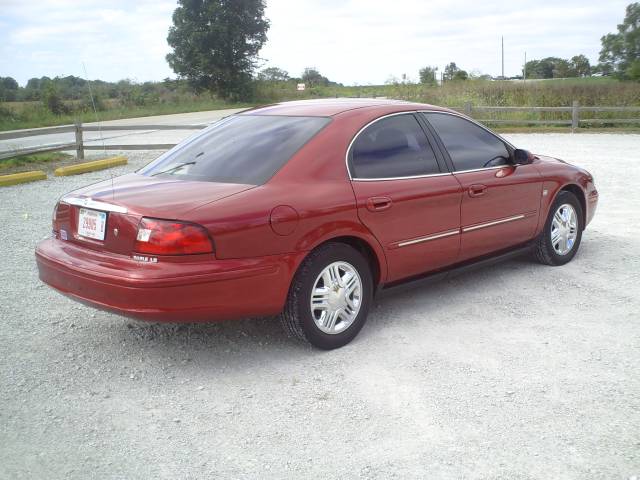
[0,76,202,112]
[0,66,342,108]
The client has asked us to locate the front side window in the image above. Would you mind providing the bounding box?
[350,114,441,179]
[139,115,330,185]
[423,113,510,171]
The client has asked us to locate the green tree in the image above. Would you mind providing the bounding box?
[0,77,19,101]
[525,57,575,78]
[443,62,459,80]
[166,0,270,99]
[552,58,574,78]
[257,67,290,82]
[41,82,67,115]
[418,66,438,85]
[525,59,546,78]
[443,62,468,81]
[599,2,640,79]
[453,70,468,81]
[570,55,591,77]
[301,68,329,87]
[23,77,49,100]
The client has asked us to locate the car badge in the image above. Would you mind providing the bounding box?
[113,228,119,237]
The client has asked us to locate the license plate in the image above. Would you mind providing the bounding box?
[78,208,107,241]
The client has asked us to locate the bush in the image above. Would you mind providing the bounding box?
[79,92,107,112]
[0,104,23,125]
[42,84,68,115]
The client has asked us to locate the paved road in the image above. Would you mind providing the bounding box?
[1,133,639,479]
[0,108,246,156]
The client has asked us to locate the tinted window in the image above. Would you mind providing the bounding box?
[139,115,330,184]
[423,113,510,171]
[350,114,440,179]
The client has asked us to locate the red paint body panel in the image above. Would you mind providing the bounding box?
[35,100,598,323]
[351,176,462,281]
[36,237,303,321]
[530,155,598,234]
[70,173,255,218]
[455,164,543,261]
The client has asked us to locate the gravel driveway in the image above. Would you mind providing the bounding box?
[1,133,639,479]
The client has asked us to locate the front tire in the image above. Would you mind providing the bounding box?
[534,190,583,266]
[280,242,373,350]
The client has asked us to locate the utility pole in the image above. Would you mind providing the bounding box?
[524,51,527,82]
[501,36,505,79]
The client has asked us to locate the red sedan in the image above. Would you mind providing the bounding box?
[36,99,598,349]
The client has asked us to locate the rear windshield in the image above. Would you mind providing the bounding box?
[139,115,331,184]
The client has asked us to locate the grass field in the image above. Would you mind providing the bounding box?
[1,77,638,131]
[0,99,251,131]
[260,77,640,130]
[281,77,640,108]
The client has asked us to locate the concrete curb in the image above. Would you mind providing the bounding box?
[0,170,47,187]
[54,156,128,177]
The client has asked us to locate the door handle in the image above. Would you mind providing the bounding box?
[366,196,392,212]
[468,184,487,198]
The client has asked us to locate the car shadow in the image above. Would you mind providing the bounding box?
[111,256,535,358]
[115,314,309,352]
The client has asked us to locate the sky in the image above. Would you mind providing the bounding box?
[0,0,630,86]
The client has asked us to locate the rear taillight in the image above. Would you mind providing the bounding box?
[134,218,213,255]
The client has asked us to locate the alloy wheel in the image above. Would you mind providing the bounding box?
[550,203,578,255]
[309,261,363,334]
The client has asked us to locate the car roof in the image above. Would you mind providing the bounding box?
[240,98,452,117]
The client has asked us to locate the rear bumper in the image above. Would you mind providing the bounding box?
[35,238,303,322]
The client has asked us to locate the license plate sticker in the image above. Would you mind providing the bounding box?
[78,208,107,241]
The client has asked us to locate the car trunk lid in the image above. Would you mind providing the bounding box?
[54,173,253,255]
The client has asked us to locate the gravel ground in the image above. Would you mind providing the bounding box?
[1,134,639,480]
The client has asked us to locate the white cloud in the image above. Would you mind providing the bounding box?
[0,0,630,86]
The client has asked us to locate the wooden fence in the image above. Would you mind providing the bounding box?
[455,102,640,129]
[0,123,206,161]
[0,102,639,161]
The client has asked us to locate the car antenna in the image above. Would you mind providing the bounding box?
[82,62,112,202]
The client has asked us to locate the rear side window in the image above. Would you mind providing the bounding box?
[350,114,441,179]
[423,113,510,171]
[139,115,330,184]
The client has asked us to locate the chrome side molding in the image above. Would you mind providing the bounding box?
[395,214,529,247]
[462,214,525,232]
[397,229,460,247]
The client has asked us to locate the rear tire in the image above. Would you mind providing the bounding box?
[534,190,583,266]
[280,242,373,350]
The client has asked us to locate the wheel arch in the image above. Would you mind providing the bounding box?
[558,183,587,230]
[299,234,386,287]
[326,236,383,286]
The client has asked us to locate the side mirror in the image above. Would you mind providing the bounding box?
[513,149,534,165]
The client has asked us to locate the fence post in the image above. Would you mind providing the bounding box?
[74,121,84,160]
[571,100,580,132]
[464,102,472,116]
